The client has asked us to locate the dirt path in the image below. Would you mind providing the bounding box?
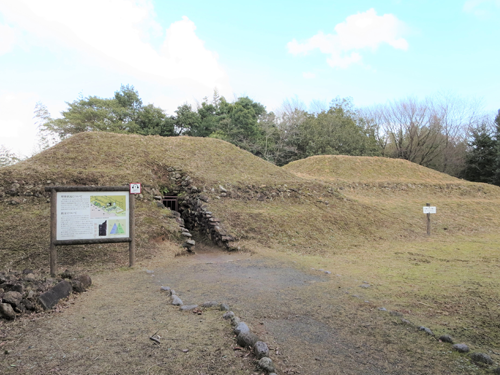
[1,243,486,374]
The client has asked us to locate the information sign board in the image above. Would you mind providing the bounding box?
[56,191,129,241]
[423,206,437,214]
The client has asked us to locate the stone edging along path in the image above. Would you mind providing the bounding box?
[350,281,498,372]
[157,269,499,374]
[159,285,278,375]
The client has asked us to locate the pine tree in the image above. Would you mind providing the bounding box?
[462,124,497,184]
[492,110,500,186]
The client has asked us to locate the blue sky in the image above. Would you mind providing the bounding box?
[1,0,499,156]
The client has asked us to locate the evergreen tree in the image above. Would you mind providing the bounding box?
[492,110,500,186]
[462,124,497,183]
[35,85,175,140]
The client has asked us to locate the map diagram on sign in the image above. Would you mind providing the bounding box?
[107,219,127,236]
[90,196,127,219]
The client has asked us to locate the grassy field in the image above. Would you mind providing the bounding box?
[281,155,500,360]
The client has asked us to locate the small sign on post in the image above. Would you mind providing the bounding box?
[129,183,141,194]
[423,203,436,236]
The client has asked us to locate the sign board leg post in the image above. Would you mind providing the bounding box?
[426,202,431,236]
[129,194,135,267]
[50,189,57,276]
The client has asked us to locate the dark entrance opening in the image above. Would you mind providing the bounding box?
[162,195,178,211]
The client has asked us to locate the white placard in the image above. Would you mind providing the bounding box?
[129,183,141,194]
[423,206,436,214]
[56,191,129,240]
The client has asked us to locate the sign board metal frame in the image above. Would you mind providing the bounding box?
[45,186,136,276]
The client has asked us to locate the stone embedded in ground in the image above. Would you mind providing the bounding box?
[254,341,269,359]
[378,307,387,311]
[160,286,171,292]
[0,303,16,320]
[61,269,73,279]
[220,303,230,311]
[419,326,434,336]
[201,301,218,308]
[2,291,22,307]
[9,284,24,294]
[258,357,275,372]
[231,316,241,327]
[360,284,370,288]
[237,331,260,348]
[170,290,176,296]
[76,274,92,289]
[180,305,198,311]
[70,280,85,293]
[146,270,154,274]
[234,322,250,335]
[452,343,470,353]
[439,335,454,344]
[223,311,235,320]
[38,280,73,310]
[470,352,493,365]
[401,319,412,325]
[22,299,35,311]
[389,311,403,317]
[171,295,183,306]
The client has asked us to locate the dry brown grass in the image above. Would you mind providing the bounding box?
[1,135,500,374]
[0,244,257,375]
[283,154,462,184]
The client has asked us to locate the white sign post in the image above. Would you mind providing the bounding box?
[423,203,436,236]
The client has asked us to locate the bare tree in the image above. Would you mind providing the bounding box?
[271,98,308,165]
[361,93,485,175]
[0,145,21,167]
[432,91,484,174]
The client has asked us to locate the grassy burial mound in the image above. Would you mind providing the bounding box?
[0,132,395,271]
[284,154,500,355]
[283,154,461,184]
[284,155,500,236]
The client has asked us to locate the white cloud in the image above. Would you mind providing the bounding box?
[0,92,39,157]
[0,23,16,55]
[0,0,232,97]
[302,72,316,79]
[0,0,233,155]
[463,0,500,16]
[287,8,408,68]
